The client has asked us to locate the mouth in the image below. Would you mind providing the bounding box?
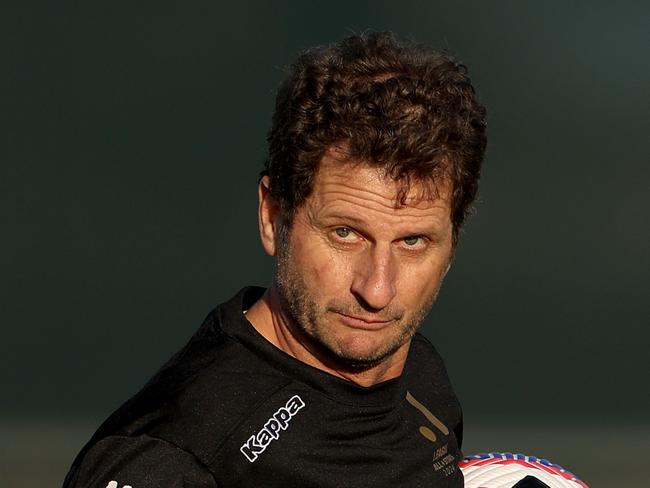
[333,312,395,330]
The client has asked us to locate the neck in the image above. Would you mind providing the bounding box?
[245,286,410,387]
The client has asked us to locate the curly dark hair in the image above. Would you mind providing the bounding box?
[263,31,487,243]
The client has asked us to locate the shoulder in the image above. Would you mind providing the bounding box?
[406,332,461,408]
[406,333,464,447]
[408,333,450,374]
[75,301,291,474]
[63,434,218,488]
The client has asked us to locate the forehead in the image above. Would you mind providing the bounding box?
[306,150,452,223]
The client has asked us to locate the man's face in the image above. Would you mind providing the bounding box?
[273,151,454,370]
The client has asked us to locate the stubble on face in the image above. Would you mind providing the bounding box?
[273,226,439,371]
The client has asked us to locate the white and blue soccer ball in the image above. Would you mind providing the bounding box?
[459,452,589,488]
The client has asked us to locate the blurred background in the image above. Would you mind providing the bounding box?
[2,1,648,486]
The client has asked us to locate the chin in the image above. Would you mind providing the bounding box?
[325,332,406,370]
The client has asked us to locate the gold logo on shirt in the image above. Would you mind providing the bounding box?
[405,390,449,443]
[405,391,457,477]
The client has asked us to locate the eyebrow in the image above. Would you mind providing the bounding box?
[320,213,368,226]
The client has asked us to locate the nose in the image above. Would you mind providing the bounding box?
[350,244,397,311]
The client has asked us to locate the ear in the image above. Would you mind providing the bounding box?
[258,175,282,256]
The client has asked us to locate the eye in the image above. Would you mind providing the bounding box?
[403,236,421,246]
[329,226,363,247]
[335,227,353,239]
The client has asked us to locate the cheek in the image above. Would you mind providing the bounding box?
[291,235,353,289]
[397,258,449,303]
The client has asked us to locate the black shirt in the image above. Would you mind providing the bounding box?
[64,287,463,487]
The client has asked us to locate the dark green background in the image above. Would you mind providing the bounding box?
[2,1,648,486]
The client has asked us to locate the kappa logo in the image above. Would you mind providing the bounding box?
[240,394,305,462]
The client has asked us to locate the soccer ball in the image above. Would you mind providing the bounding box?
[459,452,589,488]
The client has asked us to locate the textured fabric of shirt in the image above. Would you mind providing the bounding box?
[63,287,464,488]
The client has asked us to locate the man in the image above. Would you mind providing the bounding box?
[64,31,486,487]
